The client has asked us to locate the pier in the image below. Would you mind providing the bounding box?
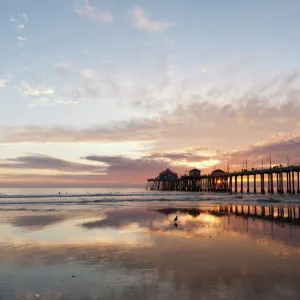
[146,165,300,194]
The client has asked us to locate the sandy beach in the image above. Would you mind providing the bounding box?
[1,199,300,300]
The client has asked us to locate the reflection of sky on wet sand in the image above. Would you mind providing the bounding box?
[1,207,300,299]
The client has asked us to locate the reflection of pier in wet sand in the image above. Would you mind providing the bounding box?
[156,208,201,217]
[211,204,300,225]
[155,206,300,224]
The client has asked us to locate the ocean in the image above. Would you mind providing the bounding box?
[1,188,300,210]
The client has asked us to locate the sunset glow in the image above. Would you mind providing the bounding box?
[1,1,300,187]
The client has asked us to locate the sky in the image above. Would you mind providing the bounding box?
[1,0,300,187]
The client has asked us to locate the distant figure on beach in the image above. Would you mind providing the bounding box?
[58,192,61,195]
[174,216,178,222]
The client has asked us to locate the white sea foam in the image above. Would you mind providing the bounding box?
[0,190,300,212]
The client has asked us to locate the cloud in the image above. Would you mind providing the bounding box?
[75,0,113,22]
[0,154,105,173]
[0,78,8,88]
[0,73,12,88]
[0,150,209,187]
[3,94,300,150]
[81,68,98,79]
[216,134,300,170]
[82,152,210,179]
[28,97,78,107]
[65,60,300,112]
[80,136,300,182]
[0,152,167,187]
[145,152,210,163]
[27,97,52,107]
[14,79,77,107]
[53,97,78,105]
[67,60,180,106]
[0,133,299,188]
[15,81,55,97]
[0,122,156,144]
[9,13,27,29]
[16,36,27,42]
[3,68,300,174]
[54,61,73,75]
[22,13,28,22]
[0,173,142,188]
[132,7,172,32]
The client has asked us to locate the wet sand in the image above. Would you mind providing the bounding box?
[1,205,300,299]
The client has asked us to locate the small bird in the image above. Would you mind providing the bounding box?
[174,216,178,222]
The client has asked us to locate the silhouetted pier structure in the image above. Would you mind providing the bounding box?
[146,165,300,194]
[210,204,300,225]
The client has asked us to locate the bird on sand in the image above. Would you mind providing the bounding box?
[174,216,178,222]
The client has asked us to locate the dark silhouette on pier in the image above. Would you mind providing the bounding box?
[147,165,300,194]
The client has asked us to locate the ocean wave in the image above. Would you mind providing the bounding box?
[1,191,299,207]
[0,192,200,199]
[0,197,221,205]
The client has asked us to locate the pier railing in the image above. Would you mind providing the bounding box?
[146,165,300,194]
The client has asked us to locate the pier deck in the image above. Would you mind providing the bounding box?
[147,165,300,194]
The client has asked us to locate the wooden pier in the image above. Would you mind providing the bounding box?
[146,165,300,194]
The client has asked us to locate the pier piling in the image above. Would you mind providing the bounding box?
[147,165,300,194]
